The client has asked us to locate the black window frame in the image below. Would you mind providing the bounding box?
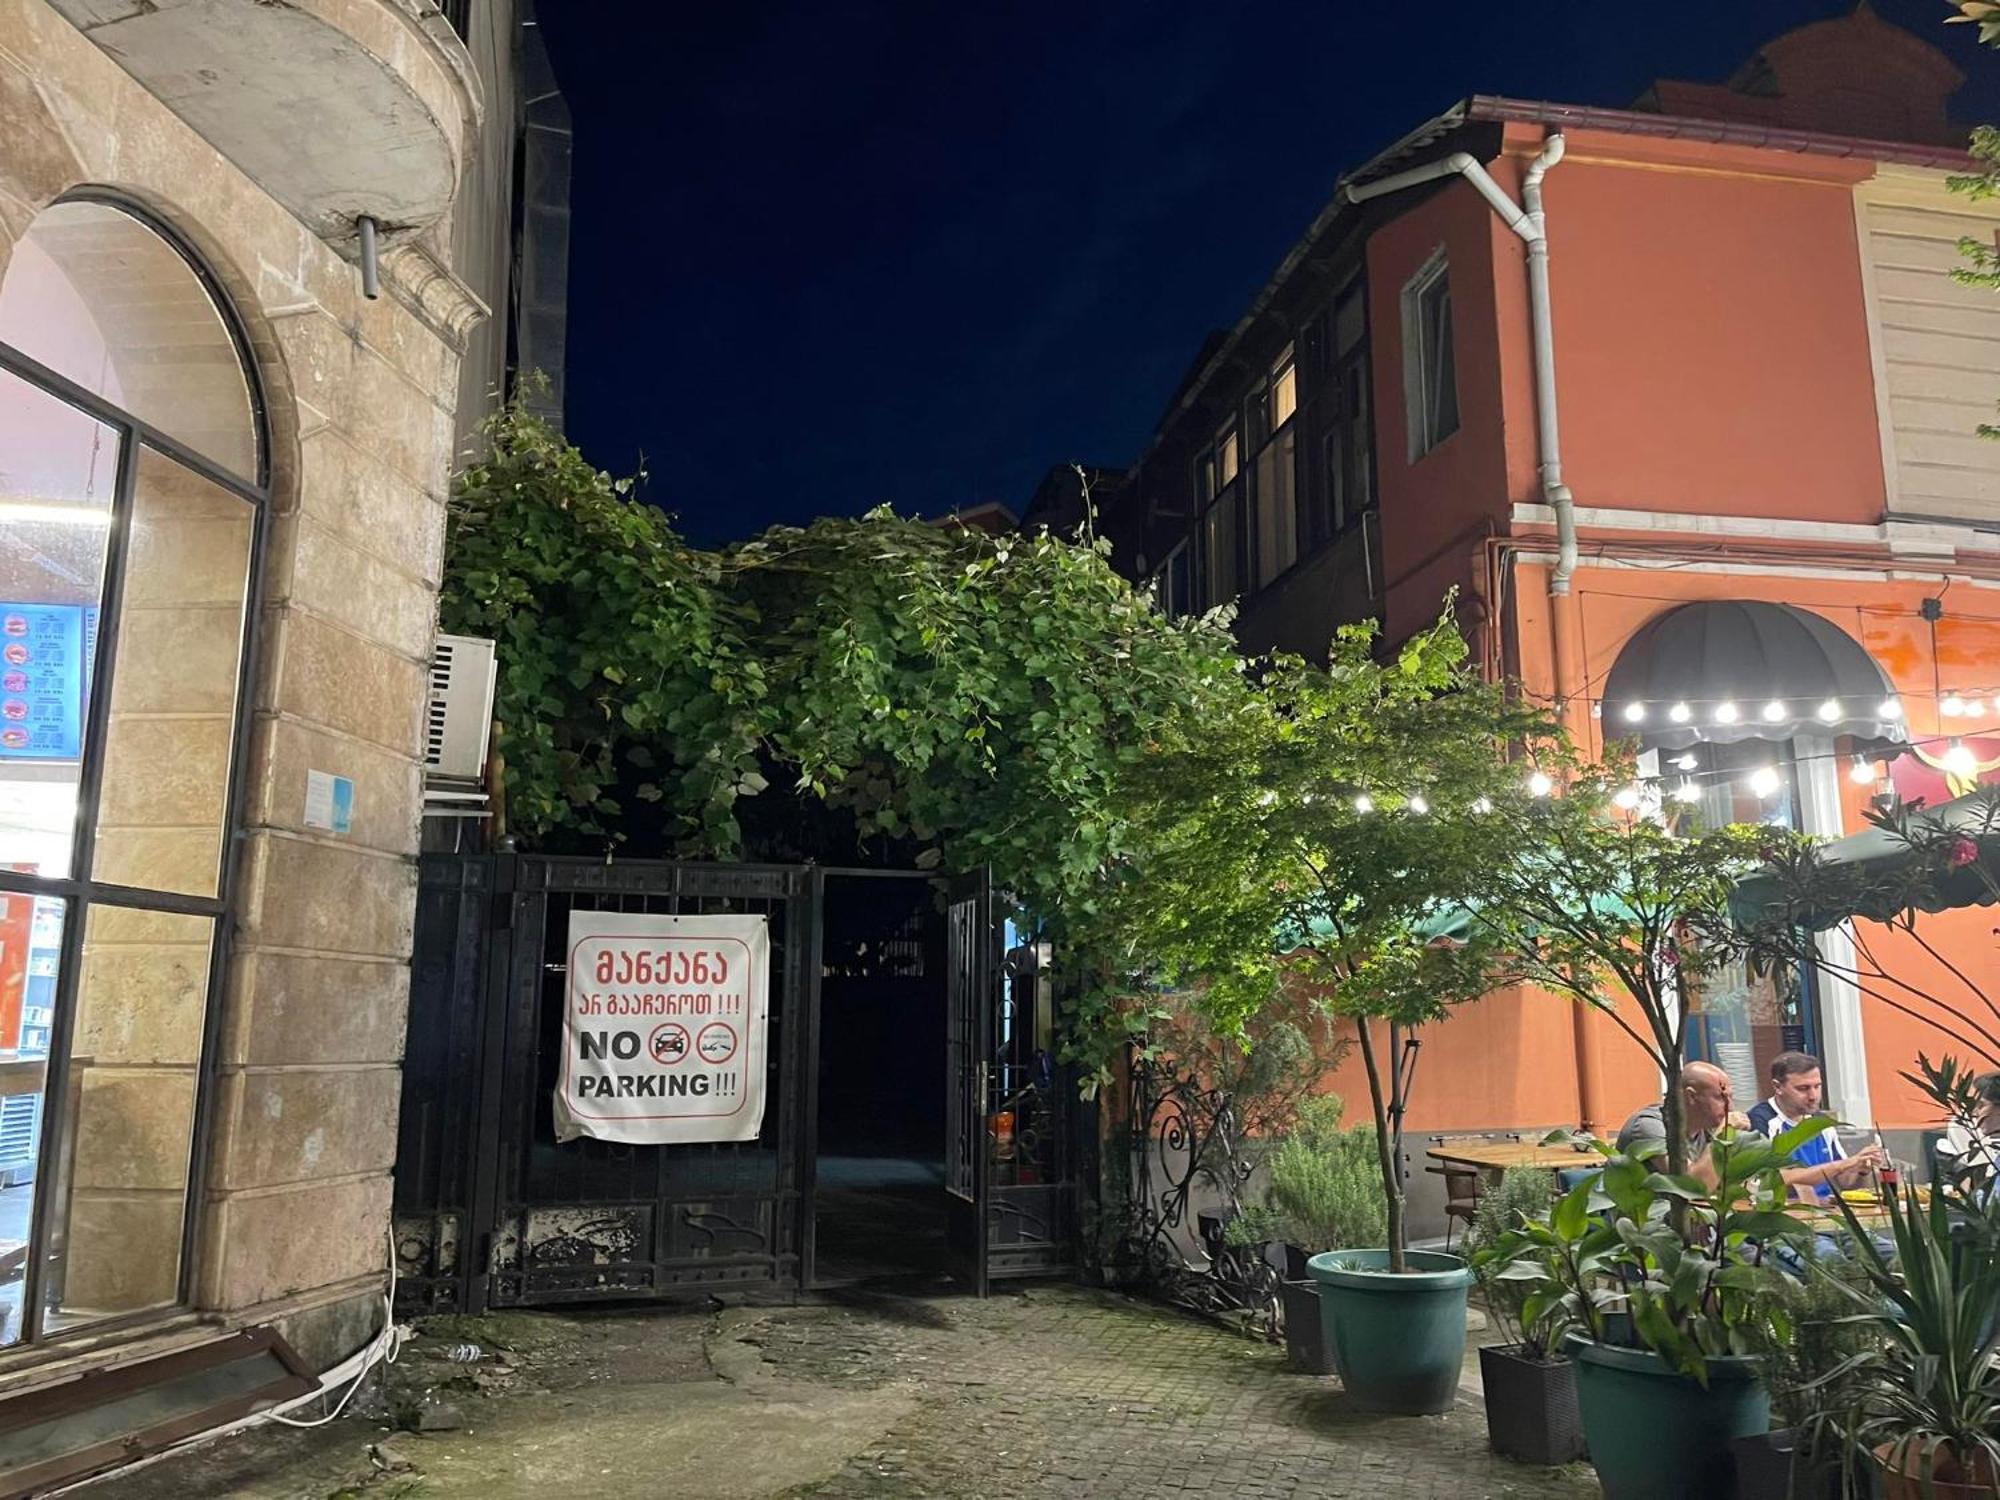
[0,189,272,1356]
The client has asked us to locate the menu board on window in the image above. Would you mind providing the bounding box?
[0,603,88,760]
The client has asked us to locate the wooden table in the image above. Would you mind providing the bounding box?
[0,1054,43,1099]
[1426,1138,1595,1173]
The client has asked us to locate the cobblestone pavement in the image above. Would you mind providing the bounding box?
[745,1284,1597,1500]
[78,1283,1598,1499]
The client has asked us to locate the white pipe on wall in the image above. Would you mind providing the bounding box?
[1344,134,1574,595]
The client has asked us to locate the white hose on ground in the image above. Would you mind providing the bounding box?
[43,1225,413,1495]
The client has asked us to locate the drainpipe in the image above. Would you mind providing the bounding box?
[1347,133,1604,1129]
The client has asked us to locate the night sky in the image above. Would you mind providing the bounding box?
[539,1,2000,548]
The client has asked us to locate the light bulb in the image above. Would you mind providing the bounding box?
[1880,697,1904,721]
[1673,779,1701,804]
[1944,740,1977,777]
[1669,702,1692,724]
[1672,752,1699,771]
[1761,700,1788,723]
[1967,698,1989,720]
[1353,794,1374,814]
[1619,703,1644,724]
[1407,794,1429,815]
[1714,702,1740,725]
[1817,699,1842,723]
[1944,695,1968,718]
[1613,785,1642,811]
[1850,756,1879,786]
[1527,771,1554,798]
[1470,797,1493,815]
[1749,766,1781,798]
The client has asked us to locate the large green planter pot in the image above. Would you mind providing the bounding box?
[1306,1249,1472,1415]
[1565,1336,1769,1500]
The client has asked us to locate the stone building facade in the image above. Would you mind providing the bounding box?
[0,0,489,1430]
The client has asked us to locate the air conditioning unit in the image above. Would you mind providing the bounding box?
[424,633,497,783]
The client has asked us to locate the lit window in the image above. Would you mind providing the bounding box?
[1218,427,1240,486]
[1271,352,1297,428]
[1401,252,1459,460]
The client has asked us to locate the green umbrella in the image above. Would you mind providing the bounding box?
[1730,788,2000,934]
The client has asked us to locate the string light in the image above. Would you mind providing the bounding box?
[1880,698,1904,721]
[1470,797,1493,815]
[1407,794,1429,815]
[1621,703,1646,724]
[1353,793,1374,814]
[1817,699,1842,723]
[1943,695,1968,718]
[1527,771,1554,798]
[1714,702,1740,725]
[1669,702,1692,724]
[1672,779,1701,804]
[1672,752,1699,771]
[1613,785,1642,811]
[1748,766,1782,798]
[1944,740,1977,777]
[1760,700,1787,723]
[1850,756,1880,786]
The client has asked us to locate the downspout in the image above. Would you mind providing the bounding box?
[1346,133,1603,1130]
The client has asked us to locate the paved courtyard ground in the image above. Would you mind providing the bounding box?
[80,1284,1598,1500]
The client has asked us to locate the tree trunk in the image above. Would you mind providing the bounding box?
[1355,1017,1405,1272]
[1660,1055,1686,1180]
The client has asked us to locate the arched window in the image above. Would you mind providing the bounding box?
[0,196,266,1349]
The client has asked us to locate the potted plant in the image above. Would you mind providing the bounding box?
[1094,613,1563,1414]
[1465,1167,1585,1466]
[1484,1120,1824,1498]
[1731,1240,1871,1500]
[1232,1094,1387,1374]
[1799,1060,2000,1500]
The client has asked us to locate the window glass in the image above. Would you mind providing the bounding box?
[1203,491,1239,607]
[0,201,258,482]
[1335,282,1367,355]
[92,449,254,898]
[1218,429,1240,486]
[42,906,213,1331]
[0,368,116,881]
[1252,428,1297,588]
[1403,257,1460,459]
[1166,545,1192,619]
[1272,360,1297,428]
[0,894,65,1347]
[1672,741,1818,1105]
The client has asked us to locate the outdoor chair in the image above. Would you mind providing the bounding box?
[1428,1161,1482,1251]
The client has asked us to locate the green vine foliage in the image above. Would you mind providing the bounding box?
[442,403,765,852]
[442,402,1257,1055]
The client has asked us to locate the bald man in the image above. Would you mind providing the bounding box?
[1614,1061,1749,1189]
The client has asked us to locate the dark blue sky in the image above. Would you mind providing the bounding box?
[539,1,1997,546]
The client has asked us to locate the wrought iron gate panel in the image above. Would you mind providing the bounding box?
[484,858,812,1307]
[395,853,1084,1316]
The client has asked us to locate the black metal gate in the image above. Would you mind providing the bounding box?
[395,853,1077,1316]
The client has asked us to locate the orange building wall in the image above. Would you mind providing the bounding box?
[1368,170,1514,647]
[1524,129,1884,525]
[1516,561,2000,1130]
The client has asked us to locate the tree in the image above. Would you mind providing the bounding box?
[1735,786,2000,1068]
[1459,770,1792,1177]
[441,400,1262,1069]
[1094,616,1561,1268]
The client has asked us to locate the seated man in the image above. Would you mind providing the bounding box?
[1744,1050,1884,1202]
[1615,1061,1745,1189]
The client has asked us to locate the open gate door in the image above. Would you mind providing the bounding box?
[944,868,998,1296]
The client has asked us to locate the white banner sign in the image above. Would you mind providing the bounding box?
[554,910,769,1145]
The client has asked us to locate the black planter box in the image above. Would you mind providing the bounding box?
[1280,1279,1335,1375]
[1478,1343,1585,1467]
[1731,1429,1842,1500]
